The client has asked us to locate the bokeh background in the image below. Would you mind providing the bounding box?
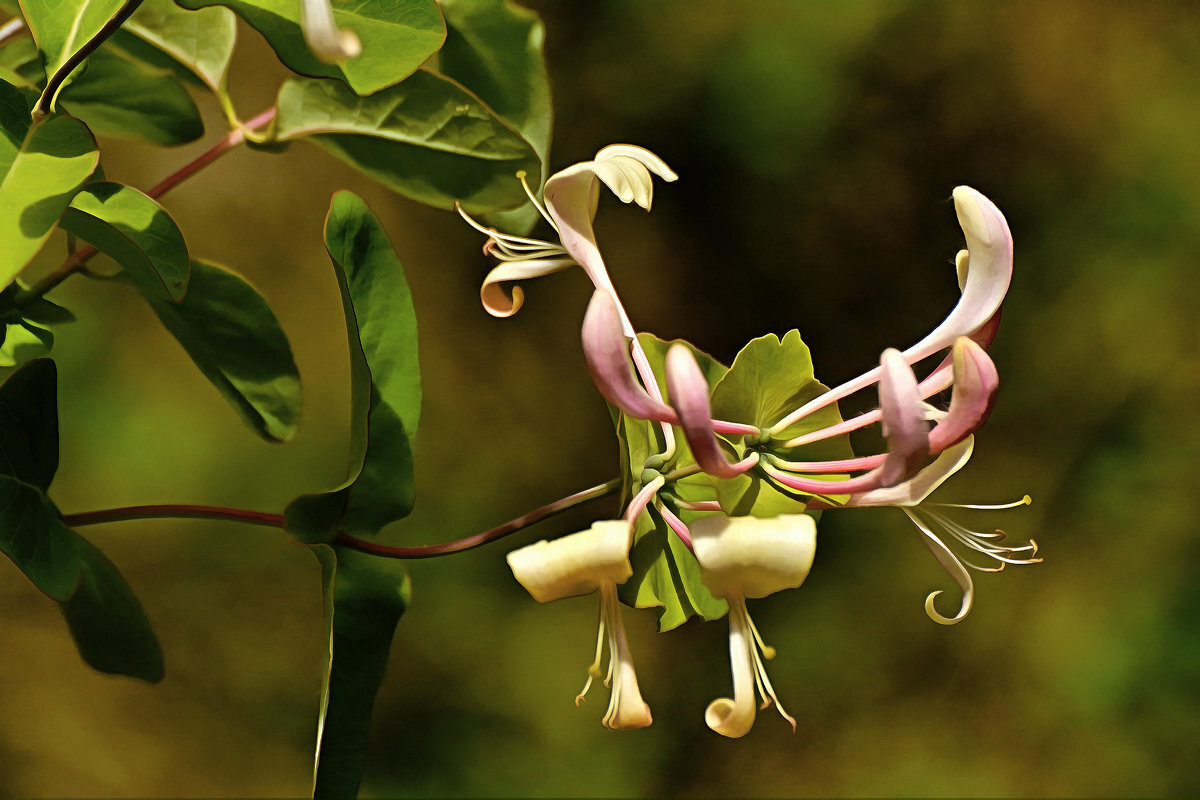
[2,0,1198,796]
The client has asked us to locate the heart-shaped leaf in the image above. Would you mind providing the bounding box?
[114,0,237,94]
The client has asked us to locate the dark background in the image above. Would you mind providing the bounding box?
[2,1,1197,795]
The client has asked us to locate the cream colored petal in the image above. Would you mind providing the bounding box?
[705,596,757,738]
[507,521,634,603]
[843,437,974,508]
[602,585,653,730]
[480,257,576,317]
[300,0,362,63]
[691,514,817,600]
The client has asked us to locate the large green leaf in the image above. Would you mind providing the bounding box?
[17,0,126,108]
[0,281,69,367]
[438,0,551,232]
[114,0,237,93]
[0,359,83,601]
[612,334,730,631]
[61,535,164,683]
[143,259,300,442]
[177,0,444,96]
[273,73,539,212]
[310,545,409,799]
[61,181,190,300]
[709,331,854,516]
[0,37,203,144]
[285,192,420,542]
[0,81,99,288]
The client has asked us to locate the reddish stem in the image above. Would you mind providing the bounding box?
[61,504,285,528]
[147,107,277,199]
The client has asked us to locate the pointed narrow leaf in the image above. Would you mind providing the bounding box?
[176,0,444,95]
[0,81,99,288]
[143,259,300,442]
[286,192,420,541]
[61,535,164,682]
[17,0,126,108]
[0,359,83,600]
[60,181,190,300]
[114,0,237,93]
[274,73,539,212]
[310,545,410,799]
[438,0,552,232]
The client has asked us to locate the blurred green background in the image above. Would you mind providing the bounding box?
[2,0,1198,796]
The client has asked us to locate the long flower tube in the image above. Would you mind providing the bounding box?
[768,186,1013,439]
[582,291,758,436]
[299,0,362,63]
[691,514,817,737]
[506,521,653,729]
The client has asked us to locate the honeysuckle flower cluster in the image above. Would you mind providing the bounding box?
[460,145,1039,736]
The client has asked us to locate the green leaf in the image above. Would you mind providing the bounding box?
[60,180,190,300]
[61,535,164,682]
[142,259,301,442]
[709,330,854,516]
[17,0,126,108]
[274,72,540,213]
[0,36,203,144]
[59,47,205,144]
[0,81,99,288]
[612,334,730,631]
[285,192,420,542]
[310,545,410,799]
[176,0,444,96]
[0,318,52,366]
[438,0,551,232]
[114,0,237,93]
[0,359,83,601]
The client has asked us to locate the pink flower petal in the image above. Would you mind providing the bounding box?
[665,345,757,479]
[582,291,676,422]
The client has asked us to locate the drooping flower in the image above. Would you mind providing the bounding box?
[299,0,362,63]
[691,513,818,737]
[506,520,653,729]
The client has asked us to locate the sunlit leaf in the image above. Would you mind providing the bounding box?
[285,191,420,542]
[17,0,125,108]
[0,81,98,288]
[0,359,82,601]
[114,0,236,93]
[61,535,164,683]
[273,73,539,212]
[176,0,444,95]
[310,545,409,799]
[143,259,301,443]
[438,0,551,232]
[60,181,190,300]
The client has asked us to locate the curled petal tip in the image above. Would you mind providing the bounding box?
[705,697,754,738]
[925,589,972,626]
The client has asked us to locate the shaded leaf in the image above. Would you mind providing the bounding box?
[285,192,419,542]
[310,545,410,799]
[0,317,52,366]
[274,72,539,212]
[0,80,99,288]
[438,0,551,232]
[0,359,82,600]
[143,259,301,442]
[61,181,190,300]
[176,0,444,95]
[61,535,164,682]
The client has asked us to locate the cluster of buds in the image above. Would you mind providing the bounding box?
[459,145,1038,736]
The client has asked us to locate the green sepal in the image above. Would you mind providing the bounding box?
[141,259,301,443]
[176,0,444,96]
[285,191,420,543]
[309,544,410,799]
[612,334,730,631]
[273,72,540,213]
[437,0,551,233]
[61,181,191,301]
[709,330,854,516]
[0,359,83,601]
[0,81,99,288]
[60,534,165,683]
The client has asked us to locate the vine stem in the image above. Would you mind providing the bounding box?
[336,478,622,559]
[24,106,277,299]
[61,504,285,528]
[59,477,622,558]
